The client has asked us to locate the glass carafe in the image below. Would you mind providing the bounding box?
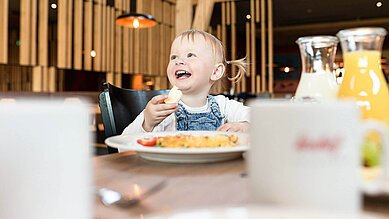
[295,36,339,101]
[337,27,389,129]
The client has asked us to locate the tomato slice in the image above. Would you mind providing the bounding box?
[137,137,157,147]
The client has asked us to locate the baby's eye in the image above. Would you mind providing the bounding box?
[187,53,196,58]
[170,55,177,60]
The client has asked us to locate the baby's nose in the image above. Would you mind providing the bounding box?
[175,57,185,65]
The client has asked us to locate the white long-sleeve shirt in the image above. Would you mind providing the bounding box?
[122,95,250,135]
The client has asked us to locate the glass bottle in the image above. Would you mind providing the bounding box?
[295,36,339,101]
[337,27,389,129]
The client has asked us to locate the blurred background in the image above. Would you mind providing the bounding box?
[0,0,388,152]
[0,0,388,94]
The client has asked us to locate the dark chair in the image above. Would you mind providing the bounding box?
[99,83,169,153]
[236,92,271,104]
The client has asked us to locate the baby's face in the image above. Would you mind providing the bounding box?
[167,35,217,95]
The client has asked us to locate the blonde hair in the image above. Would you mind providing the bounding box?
[177,30,247,82]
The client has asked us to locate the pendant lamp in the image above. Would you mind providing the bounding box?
[115,13,157,29]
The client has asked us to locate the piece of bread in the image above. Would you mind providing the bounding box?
[165,86,182,103]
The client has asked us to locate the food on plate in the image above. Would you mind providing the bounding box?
[160,134,238,148]
[137,137,158,147]
[362,138,381,167]
[137,134,239,148]
[164,86,182,103]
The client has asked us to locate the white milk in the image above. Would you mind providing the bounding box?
[295,71,339,101]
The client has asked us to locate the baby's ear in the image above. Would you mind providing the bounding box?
[210,63,225,81]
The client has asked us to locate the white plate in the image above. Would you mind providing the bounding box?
[105,131,249,163]
[146,205,367,219]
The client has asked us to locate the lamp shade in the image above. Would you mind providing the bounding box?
[115,13,157,29]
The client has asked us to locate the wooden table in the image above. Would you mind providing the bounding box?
[93,151,389,218]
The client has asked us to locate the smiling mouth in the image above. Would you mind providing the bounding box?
[175,70,192,79]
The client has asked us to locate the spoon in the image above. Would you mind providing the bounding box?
[97,180,167,207]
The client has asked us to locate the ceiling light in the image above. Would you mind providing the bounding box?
[116,13,157,29]
[376,1,382,7]
[90,50,96,57]
[246,14,251,20]
[51,3,57,9]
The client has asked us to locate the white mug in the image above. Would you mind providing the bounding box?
[0,100,92,219]
[248,100,389,214]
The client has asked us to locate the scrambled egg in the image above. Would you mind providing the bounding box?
[156,134,239,148]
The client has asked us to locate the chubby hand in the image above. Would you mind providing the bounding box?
[216,121,249,132]
[143,95,179,132]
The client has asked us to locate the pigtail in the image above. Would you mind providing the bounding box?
[226,57,248,82]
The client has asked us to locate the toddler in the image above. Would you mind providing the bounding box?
[122,30,249,134]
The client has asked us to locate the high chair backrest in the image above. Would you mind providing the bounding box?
[99,83,169,153]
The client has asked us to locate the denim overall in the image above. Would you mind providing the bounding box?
[175,95,224,131]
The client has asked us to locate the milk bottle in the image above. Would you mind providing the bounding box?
[295,36,339,101]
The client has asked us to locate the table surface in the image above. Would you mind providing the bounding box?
[93,151,389,219]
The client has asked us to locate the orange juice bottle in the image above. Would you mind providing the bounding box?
[337,27,389,130]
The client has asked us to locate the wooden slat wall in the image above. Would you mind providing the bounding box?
[244,21,250,93]
[226,1,230,25]
[107,8,116,72]
[114,0,123,86]
[114,0,122,75]
[175,0,192,35]
[42,65,48,91]
[0,0,8,64]
[147,0,154,75]
[230,0,236,92]
[138,0,146,75]
[256,0,260,23]
[106,5,114,84]
[106,6,115,84]
[268,0,273,93]
[122,0,130,74]
[192,0,215,31]
[66,0,73,68]
[74,0,83,70]
[171,3,176,41]
[19,0,31,65]
[93,0,102,71]
[84,0,93,70]
[267,0,273,93]
[48,66,56,92]
[30,0,37,66]
[163,1,170,77]
[38,0,48,66]
[221,2,226,62]
[129,25,134,75]
[0,0,181,91]
[57,0,66,68]
[155,0,161,78]
[101,1,107,72]
[250,0,255,92]
[261,0,266,92]
[32,66,42,91]
[1,0,278,93]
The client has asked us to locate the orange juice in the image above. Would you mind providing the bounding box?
[338,51,389,128]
